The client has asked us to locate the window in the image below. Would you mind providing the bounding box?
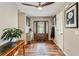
[38,22,44,33]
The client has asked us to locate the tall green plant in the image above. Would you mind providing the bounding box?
[1,28,23,41]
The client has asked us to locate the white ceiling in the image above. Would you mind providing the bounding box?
[17,2,72,17]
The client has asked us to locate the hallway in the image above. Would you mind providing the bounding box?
[17,41,64,56]
[0,2,79,56]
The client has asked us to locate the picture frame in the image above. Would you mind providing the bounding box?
[52,15,56,25]
[26,16,30,26]
[65,2,78,28]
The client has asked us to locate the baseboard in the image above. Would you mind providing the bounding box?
[53,40,69,56]
[63,51,69,56]
[48,40,55,44]
[50,40,65,56]
[14,51,19,56]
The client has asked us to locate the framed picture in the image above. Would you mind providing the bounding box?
[52,15,56,25]
[26,16,30,26]
[65,3,78,28]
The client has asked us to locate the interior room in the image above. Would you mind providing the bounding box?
[0,2,79,56]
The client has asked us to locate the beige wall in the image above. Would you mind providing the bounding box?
[18,12,26,32]
[30,17,52,40]
[55,3,79,56]
[63,3,79,56]
[0,2,18,45]
[18,12,27,44]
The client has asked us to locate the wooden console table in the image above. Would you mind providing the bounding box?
[0,40,25,56]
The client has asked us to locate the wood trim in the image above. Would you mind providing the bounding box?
[33,21,49,33]
[44,22,46,33]
[2,40,25,56]
[36,22,38,33]
[49,40,65,56]
[29,16,53,18]
[33,21,49,42]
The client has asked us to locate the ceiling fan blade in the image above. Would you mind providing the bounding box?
[41,2,54,7]
[22,3,38,7]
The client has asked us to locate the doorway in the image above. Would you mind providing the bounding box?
[33,21,49,42]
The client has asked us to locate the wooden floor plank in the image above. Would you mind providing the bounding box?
[17,41,64,56]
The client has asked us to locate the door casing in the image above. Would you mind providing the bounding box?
[33,21,49,42]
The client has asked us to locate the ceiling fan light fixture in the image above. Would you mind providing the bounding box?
[37,6,42,10]
[22,2,54,10]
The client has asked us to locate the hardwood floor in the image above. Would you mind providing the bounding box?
[17,41,64,56]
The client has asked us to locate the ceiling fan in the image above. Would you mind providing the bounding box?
[22,2,54,10]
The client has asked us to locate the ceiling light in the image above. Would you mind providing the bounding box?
[38,6,42,10]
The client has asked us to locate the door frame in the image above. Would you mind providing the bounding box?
[33,21,49,41]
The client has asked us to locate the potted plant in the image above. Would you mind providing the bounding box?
[1,28,23,42]
[0,28,23,53]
